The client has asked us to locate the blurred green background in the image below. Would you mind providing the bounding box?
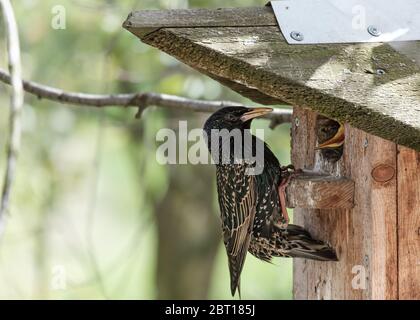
[0,0,292,299]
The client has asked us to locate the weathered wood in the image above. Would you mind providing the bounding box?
[292,107,398,300]
[197,67,286,105]
[123,7,277,37]
[397,146,420,300]
[124,7,420,150]
[292,108,346,300]
[286,175,354,209]
[356,128,398,300]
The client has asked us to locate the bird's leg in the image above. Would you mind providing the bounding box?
[278,176,291,227]
[277,166,303,227]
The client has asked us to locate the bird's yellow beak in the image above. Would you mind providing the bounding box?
[315,124,345,149]
[240,107,273,122]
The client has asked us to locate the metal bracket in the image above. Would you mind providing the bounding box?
[270,0,420,44]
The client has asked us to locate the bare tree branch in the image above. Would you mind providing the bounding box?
[0,0,24,236]
[0,68,292,124]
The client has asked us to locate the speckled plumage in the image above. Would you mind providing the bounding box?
[204,107,337,296]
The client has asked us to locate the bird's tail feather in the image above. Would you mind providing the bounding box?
[227,254,242,297]
[277,224,338,261]
[226,230,252,297]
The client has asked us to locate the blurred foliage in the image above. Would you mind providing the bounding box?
[0,0,292,299]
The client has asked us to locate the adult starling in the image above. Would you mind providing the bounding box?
[204,106,338,296]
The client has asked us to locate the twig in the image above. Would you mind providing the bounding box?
[0,1,24,237]
[0,68,292,123]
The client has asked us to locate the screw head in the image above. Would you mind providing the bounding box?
[290,31,304,42]
[367,25,381,37]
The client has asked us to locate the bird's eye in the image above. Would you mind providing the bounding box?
[225,114,236,122]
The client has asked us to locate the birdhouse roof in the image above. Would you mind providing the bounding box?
[123,6,420,151]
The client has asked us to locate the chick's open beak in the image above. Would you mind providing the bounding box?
[240,107,273,122]
[315,124,345,149]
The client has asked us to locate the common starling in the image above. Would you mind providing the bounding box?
[204,107,338,296]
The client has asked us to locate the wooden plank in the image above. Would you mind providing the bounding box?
[292,107,345,300]
[398,146,420,299]
[124,7,420,150]
[292,107,398,300]
[123,7,277,37]
[286,175,354,209]
[354,128,398,300]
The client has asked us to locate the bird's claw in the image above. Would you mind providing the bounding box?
[277,165,303,228]
[280,165,303,177]
[276,216,289,229]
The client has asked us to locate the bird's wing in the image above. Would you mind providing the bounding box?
[216,164,257,296]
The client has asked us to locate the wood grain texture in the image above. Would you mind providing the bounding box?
[124,7,420,150]
[286,175,354,209]
[123,7,277,36]
[292,107,398,300]
[398,146,420,299]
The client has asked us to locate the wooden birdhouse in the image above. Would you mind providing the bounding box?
[123,1,420,299]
